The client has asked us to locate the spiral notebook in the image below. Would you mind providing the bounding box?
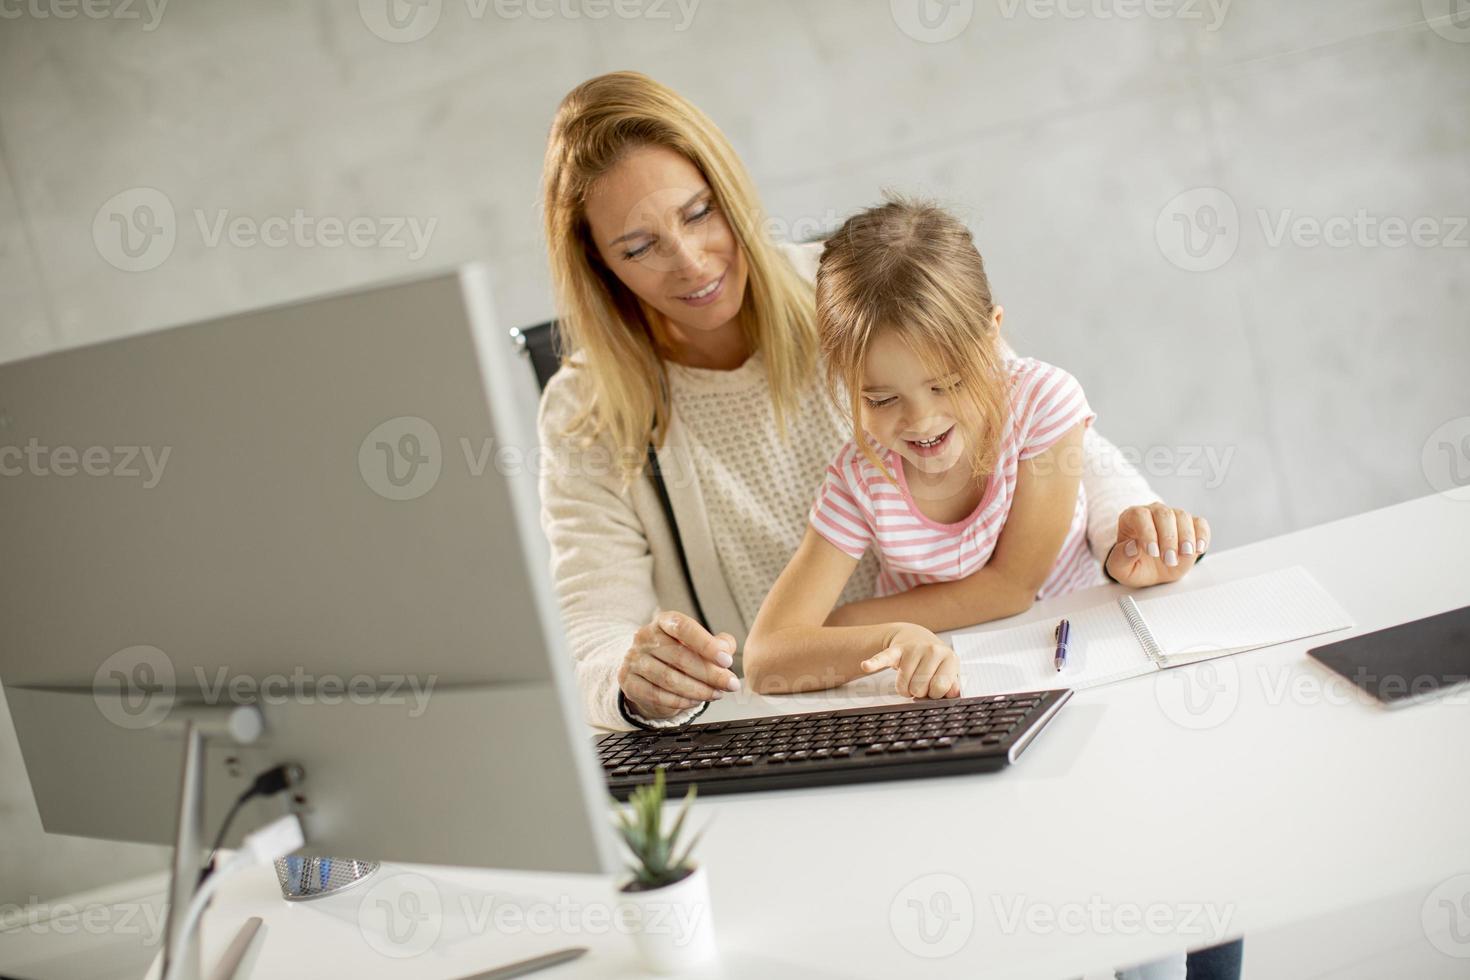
[950,566,1354,695]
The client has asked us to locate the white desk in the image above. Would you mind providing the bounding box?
[4,493,1468,979]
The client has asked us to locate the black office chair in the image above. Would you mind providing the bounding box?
[511,316,712,628]
[509,320,563,392]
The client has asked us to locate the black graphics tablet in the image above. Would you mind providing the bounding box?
[1307,604,1470,708]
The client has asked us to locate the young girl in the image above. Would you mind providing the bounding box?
[745,197,1113,700]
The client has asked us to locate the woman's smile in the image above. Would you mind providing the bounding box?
[675,270,726,307]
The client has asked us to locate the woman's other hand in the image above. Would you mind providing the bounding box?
[1106,502,1210,587]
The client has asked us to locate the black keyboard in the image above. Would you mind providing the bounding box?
[594,689,1071,799]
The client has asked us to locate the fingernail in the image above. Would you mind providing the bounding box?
[1124,540,1139,558]
[716,650,733,668]
[1197,538,1207,553]
[1165,549,1178,567]
[725,675,741,692]
[1181,540,1195,556]
[1147,542,1161,558]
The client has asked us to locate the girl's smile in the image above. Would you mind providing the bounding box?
[904,423,956,458]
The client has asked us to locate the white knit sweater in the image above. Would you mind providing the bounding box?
[537,243,1159,730]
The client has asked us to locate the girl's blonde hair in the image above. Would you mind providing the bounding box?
[542,71,819,479]
[816,196,1009,482]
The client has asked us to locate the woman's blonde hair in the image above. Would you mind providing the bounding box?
[542,71,819,479]
[816,196,1009,483]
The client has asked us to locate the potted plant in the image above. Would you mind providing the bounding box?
[611,769,716,973]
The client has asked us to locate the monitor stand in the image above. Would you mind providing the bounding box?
[158,707,265,980]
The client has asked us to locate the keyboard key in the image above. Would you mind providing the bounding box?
[768,752,789,763]
[865,744,887,754]
[889,741,910,751]
[736,755,757,766]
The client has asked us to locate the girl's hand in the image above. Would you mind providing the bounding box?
[859,624,963,699]
[1106,502,1211,588]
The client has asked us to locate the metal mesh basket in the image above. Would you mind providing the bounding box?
[272,856,379,901]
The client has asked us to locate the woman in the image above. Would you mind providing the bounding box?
[537,71,1210,732]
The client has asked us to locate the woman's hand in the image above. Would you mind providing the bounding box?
[1105,502,1211,588]
[858,624,963,699]
[618,610,741,720]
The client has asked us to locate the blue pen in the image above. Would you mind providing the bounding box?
[1053,619,1070,672]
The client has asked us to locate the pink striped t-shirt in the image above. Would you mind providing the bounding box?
[809,358,1103,600]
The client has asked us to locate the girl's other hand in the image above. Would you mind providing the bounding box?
[859,624,963,699]
[1106,502,1210,587]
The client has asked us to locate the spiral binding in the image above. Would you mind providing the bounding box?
[1119,596,1167,666]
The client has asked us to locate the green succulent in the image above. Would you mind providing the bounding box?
[611,768,708,892]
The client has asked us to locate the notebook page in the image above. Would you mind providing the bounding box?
[950,600,1154,694]
[1135,565,1353,663]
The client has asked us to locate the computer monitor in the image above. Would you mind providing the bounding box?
[0,265,617,878]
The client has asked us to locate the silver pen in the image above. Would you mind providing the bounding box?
[207,917,262,980]
[452,946,589,980]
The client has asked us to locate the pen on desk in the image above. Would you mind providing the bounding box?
[206,916,262,980]
[452,946,589,980]
[1053,619,1070,672]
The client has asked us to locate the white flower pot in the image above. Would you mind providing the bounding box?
[617,864,717,973]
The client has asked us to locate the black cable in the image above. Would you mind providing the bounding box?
[197,764,299,886]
